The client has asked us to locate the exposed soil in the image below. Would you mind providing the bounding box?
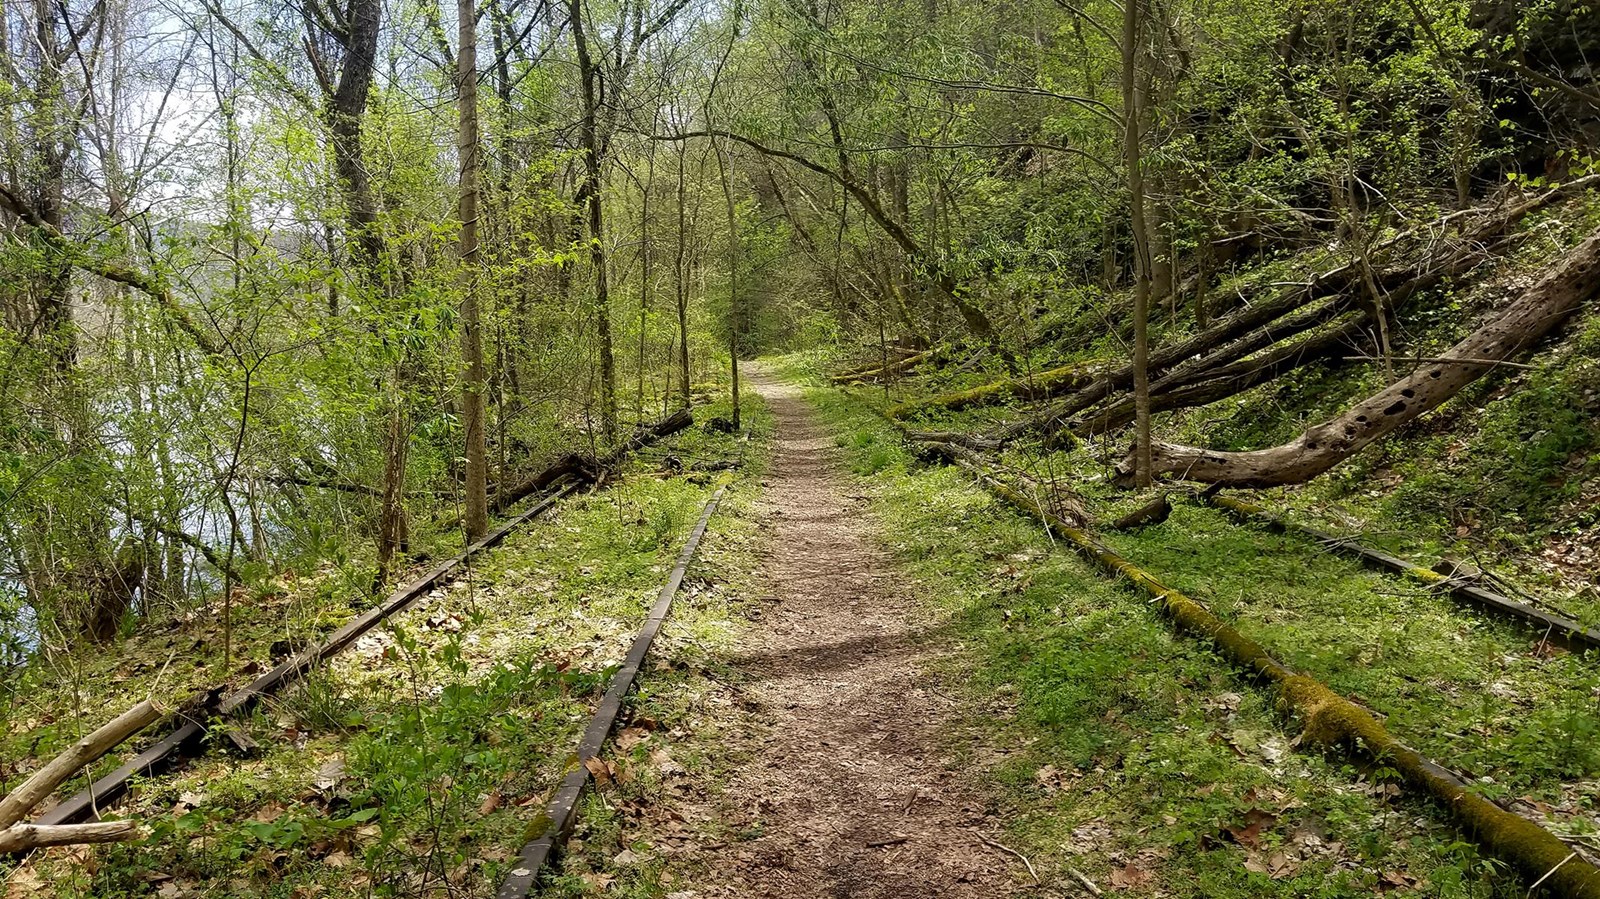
[643,366,1027,898]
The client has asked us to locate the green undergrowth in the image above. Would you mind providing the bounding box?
[822,196,1600,621]
[787,374,1566,898]
[532,398,774,899]
[5,396,772,899]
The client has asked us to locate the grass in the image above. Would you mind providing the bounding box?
[3,396,773,899]
[765,360,1584,897]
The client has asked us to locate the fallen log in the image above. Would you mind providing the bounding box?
[490,408,692,514]
[834,346,923,380]
[942,453,1600,898]
[0,700,164,830]
[1201,493,1600,652]
[998,179,1599,447]
[887,360,1103,420]
[1077,315,1369,437]
[830,348,942,384]
[1108,493,1171,530]
[1128,228,1600,487]
[0,821,140,854]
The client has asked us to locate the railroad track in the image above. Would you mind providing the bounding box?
[884,411,1600,896]
[1195,491,1600,652]
[2,481,731,899]
[35,483,580,831]
[498,485,727,897]
[2,411,697,853]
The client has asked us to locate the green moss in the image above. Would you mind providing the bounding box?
[888,360,1101,419]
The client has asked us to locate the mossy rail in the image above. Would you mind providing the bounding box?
[939,452,1600,897]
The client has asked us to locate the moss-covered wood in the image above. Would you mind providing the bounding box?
[941,452,1600,898]
[887,360,1102,419]
[830,348,941,384]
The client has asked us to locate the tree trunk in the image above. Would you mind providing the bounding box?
[1122,0,1153,487]
[328,0,385,279]
[458,0,489,542]
[569,0,617,445]
[714,141,741,429]
[374,400,409,590]
[674,142,692,408]
[1134,230,1600,487]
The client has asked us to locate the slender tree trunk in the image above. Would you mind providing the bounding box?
[458,0,488,541]
[374,397,408,590]
[674,142,692,408]
[638,117,658,419]
[714,141,741,428]
[1122,0,1153,487]
[29,0,72,376]
[569,0,617,445]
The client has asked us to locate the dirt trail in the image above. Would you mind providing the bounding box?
[658,366,1023,898]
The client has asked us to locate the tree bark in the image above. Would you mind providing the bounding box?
[0,700,164,829]
[374,400,409,590]
[0,821,140,854]
[1121,0,1153,487]
[674,142,693,408]
[327,0,385,278]
[1133,230,1600,487]
[715,142,742,429]
[458,0,489,542]
[569,0,618,445]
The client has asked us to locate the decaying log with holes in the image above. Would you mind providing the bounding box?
[1125,228,1600,487]
[989,178,1599,447]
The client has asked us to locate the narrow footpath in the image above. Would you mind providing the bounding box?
[649,367,1024,898]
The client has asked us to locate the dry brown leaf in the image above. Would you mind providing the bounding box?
[4,867,48,898]
[1223,808,1277,849]
[1108,864,1152,890]
[616,727,650,751]
[584,756,615,787]
[479,790,503,816]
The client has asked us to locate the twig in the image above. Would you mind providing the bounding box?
[976,834,1040,885]
[1528,852,1576,897]
[866,835,909,848]
[1064,865,1106,897]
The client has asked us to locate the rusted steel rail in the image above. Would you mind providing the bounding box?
[932,449,1600,897]
[37,483,580,827]
[1202,492,1600,652]
[498,485,727,897]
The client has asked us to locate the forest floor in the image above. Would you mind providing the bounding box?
[593,365,1025,897]
[549,359,1600,899]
